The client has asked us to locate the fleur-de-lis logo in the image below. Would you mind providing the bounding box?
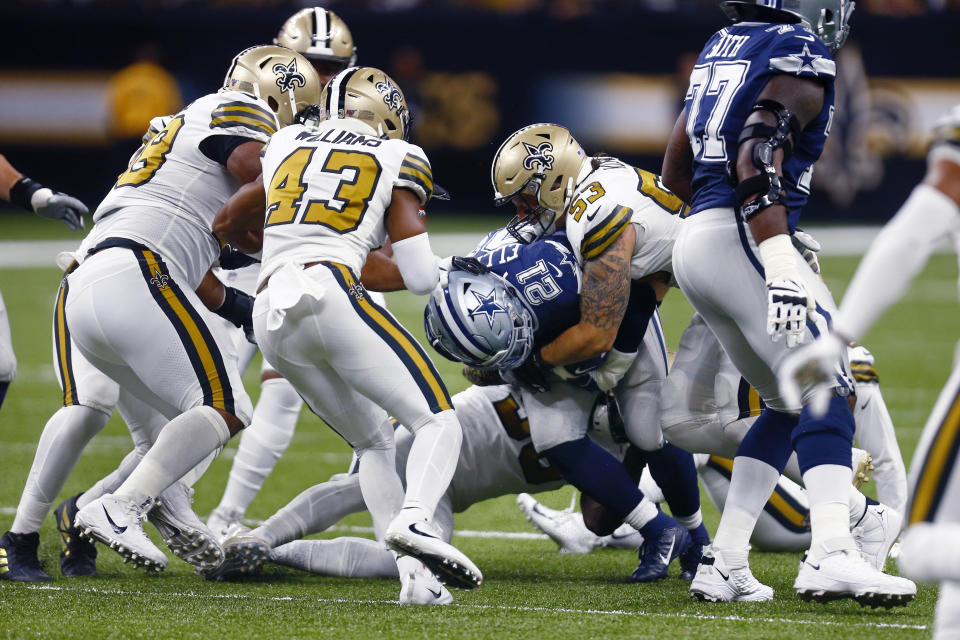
[522,142,554,171]
[375,79,405,116]
[272,59,307,93]
[150,267,169,290]
[348,282,366,301]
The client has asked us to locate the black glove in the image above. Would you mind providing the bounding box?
[450,255,490,275]
[504,350,550,393]
[218,243,260,270]
[214,286,256,344]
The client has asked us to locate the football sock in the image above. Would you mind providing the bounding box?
[271,538,398,578]
[848,485,868,527]
[632,506,674,539]
[11,405,109,533]
[852,382,909,514]
[216,378,302,517]
[542,436,647,520]
[358,436,406,539]
[401,409,461,516]
[687,522,711,546]
[712,456,781,569]
[77,447,146,510]
[646,442,701,518]
[0,381,9,410]
[115,406,230,500]
[803,464,854,560]
[936,581,960,640]
[255,474,365,548]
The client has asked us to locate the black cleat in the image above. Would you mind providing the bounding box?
[628,525,692,583]
[679,540,704,581]
[0,531,53,582]
[54,494,97,577]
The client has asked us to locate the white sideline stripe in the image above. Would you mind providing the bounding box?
[0,226,950,268]
[21,585,927,631]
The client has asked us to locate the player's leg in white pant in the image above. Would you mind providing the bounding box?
[849,347,909,516]
[209,371,303,538]
[0,290,16,409]
[67,248,251,570]
[934,581,960,640]
[272,537,398,577]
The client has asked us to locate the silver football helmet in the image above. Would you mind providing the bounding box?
[424,269,537,371]
[722,0,855,51]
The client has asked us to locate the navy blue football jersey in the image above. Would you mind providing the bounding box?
[684,22,836,229]
[469,228,582,347]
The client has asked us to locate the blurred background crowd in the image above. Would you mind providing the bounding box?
[1,0,958,221]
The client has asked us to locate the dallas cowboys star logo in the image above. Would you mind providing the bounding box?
[469,289,506,328]
[789,43,823,76]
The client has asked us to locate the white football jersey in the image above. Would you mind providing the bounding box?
[258,119,435,286]
[88,90,278,288]
[563,157,686,279]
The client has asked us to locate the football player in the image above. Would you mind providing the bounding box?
[662,0,914,605]
[207,380,632,603]
[58,46,322,573]
[207,6,363,541]
[212,66,482,597]
[480,124,707,581]
[781,106,960,635]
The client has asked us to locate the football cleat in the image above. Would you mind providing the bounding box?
[75,492,168,572]
[399,564,454,605]
[599,524,644,550]
[202,534,271,582]
[516,493,599,554]
[794,539,916,608]
[384,508,482,590]
[629,525,692,583]
[148,482,223,570]
[206,506,244,544]
[690,546,774,602]
[852,502,902,571]
[851,448,874,489]
[0,531,52,582]
[54,494,98,577]
[679,539,705,581]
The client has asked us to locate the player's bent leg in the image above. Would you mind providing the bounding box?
[0,290,16,410]
[272,537,398,578]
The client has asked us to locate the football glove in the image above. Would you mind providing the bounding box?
[33,190,87,232]
[588,348,636,392]
[218,243,260,270]
[502,350,550,394]
[779,331,846,416]
[791,228,822,274]
[213,286,256,344]
[759,234,818,348]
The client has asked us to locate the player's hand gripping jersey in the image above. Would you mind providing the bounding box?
[562,157,687,277]
[258,119,434,287]
[90,91,278,288]
[684,22,836,228]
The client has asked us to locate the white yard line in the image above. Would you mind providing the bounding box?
[19,584,926,630]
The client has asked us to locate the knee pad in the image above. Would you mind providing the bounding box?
[792,395,855,473]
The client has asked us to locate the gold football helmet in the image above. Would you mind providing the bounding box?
[319,67,410,141]
[223,45,322,128]
[275,8,357,79]
[491,123,587,242]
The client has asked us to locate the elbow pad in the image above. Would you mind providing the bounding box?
[392,233,439,295]
[734,100,801,221]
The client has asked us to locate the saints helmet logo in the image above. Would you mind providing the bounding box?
[272,59,307,93]
[522,142,554,171]
[375,79,406,117]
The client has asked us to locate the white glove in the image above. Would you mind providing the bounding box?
[791,228,822,274]
[589,349,637,392]
[759,234,818,348]
[437,255,453,288]
[779,331,846,416]
[32,188,87,231]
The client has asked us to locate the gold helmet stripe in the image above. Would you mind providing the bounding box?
[581,205,632,260]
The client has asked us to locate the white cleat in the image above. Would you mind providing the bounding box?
[74,492,168,572]
[399,564,454,606]
[516,493,599,554]
[794,538,916,608]
[600,523,645,550]
[851,448,874,489]
[202,533,271,581]
[148,482,224,570]
[206,506,244,544]
[852,502,902,571]
[690,546,773,602]
[384,508,482,590]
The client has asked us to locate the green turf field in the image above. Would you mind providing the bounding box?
[0,235,951,638]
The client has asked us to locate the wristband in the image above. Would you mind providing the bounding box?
[214,286,254,328]
[757,234,800,283]
[9,177,43,212]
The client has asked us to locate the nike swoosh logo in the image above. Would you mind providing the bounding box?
[531,504,548,517]
[795,34,816,41]
[860,397,872,410]
[610,530,634,540]
[426,587,443,599]
[806,560,821,570]
[103,506,128,535]
[716,567,730,581]
[659,537,676,567]
[409,522,439,540]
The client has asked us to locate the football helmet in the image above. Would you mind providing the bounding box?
[223,45,322,128]
[721,0,855,51]
[424,269,537,371]
[319,67,410,141]
[491,124,587,243]
[275,8,357,76]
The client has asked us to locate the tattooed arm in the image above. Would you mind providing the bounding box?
[539,224,636,366]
